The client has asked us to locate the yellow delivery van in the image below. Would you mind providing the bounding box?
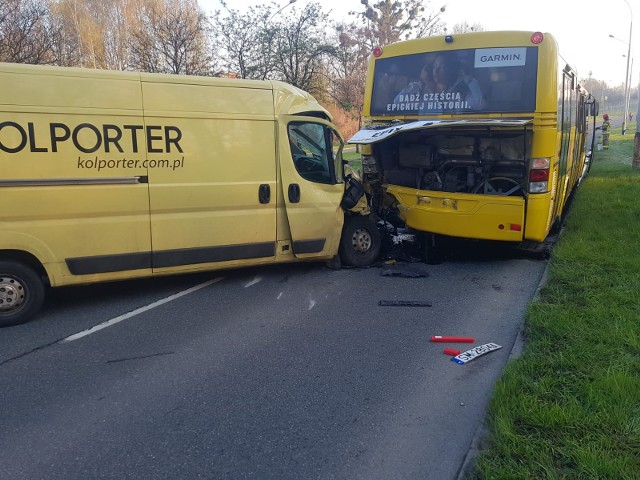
[0,63,380,326]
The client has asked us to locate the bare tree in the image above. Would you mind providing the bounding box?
[211,1,335,91]
[350,0,446,49]
[273,3,334,93]
[52,0,110,68]
[449,21,484,34]
[0,0,13,27]
[49,0,134,69]
[325,23,370,128]
[48,1,81,66]
[0,0,58,64]
[129,0,212,75]
[102,0,135,70]
[211,1,295,80]
[212,1,268,79]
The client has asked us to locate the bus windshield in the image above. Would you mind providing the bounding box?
[370,47,539,116]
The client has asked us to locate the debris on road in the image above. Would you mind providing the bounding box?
[378,300,432,307]
[443,348,461,356]
[430,336,475,343]
[451,343,503,365]
[380,263,430,278]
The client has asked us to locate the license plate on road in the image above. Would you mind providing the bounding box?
[451,343,502,365]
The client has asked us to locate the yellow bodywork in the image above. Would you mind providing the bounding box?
[387,185,525,242]
[0,63,346,286]
[357,31,589,244]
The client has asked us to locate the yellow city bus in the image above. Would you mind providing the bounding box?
[350,31,597,261]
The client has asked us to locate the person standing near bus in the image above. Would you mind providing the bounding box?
[597,114,611,149]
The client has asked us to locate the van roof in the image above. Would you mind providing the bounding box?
[0,62,331,119]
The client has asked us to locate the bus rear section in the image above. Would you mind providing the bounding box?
[351,119,557,244]
[352,31,594,253]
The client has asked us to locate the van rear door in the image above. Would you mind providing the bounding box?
[0,65,152,283]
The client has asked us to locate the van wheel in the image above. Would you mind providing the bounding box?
[0,261,45,327]
[339,216,381,267]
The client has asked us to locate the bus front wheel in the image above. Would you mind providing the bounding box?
[0,260,45,327]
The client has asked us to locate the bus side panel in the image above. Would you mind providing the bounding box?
[387,186,525,242]
[524,193,554,242]
[529,127,559,240]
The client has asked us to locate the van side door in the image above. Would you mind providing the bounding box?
[142,80,278,272]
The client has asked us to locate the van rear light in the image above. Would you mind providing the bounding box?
[529,157,550,193]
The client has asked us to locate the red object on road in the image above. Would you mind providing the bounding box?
[443,348,461,356]
[431,335,475,343]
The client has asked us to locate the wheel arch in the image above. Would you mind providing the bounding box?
[0,250,50,286]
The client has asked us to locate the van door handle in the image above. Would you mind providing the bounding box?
[259,184,271,204]
[288,183,300,203]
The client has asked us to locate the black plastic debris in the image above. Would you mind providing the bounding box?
[378,300,432,307]
[378,223,423,263]
[380,263,430,278]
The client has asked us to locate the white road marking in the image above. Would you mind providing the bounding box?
[244,276,262,288]
[277,292,283,299]
[62,278,224,342]
[308,299,316,310]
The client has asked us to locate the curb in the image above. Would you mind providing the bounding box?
[454,248,554,480]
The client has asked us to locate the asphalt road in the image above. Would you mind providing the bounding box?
[0,247,547,480]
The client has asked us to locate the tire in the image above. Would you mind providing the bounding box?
[0,261,46,327]
[339,216,381,267]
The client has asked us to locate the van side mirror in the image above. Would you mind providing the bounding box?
[341,176,365,209]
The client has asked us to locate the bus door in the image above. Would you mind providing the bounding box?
[573,92,587,183]
[280,119,346,258]
[556,70,573,219]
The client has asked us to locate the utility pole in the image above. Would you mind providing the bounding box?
[616,0,633,135]
[633,76,640,169]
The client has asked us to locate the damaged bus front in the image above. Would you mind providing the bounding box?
[351,119,536,244]
[352,31,595,261]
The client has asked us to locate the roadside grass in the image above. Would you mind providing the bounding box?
[343,148,362,177]
[343,150,361,162]
[471,130,640,479]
